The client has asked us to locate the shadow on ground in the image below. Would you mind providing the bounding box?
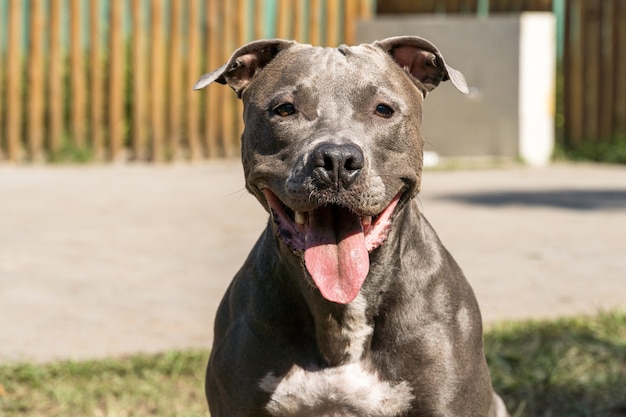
[437,189,626,211]
[486,312,626,417]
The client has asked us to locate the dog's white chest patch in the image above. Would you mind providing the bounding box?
[259,361,414,417]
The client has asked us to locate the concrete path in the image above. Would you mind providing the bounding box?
[1,162,625,363]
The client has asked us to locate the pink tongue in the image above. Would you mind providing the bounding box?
[304,206,369,304]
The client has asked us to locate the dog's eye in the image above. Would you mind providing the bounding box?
[375,104,394,118]
[273,103,297,117]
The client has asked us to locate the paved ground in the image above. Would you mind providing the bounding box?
[1,162,625,363]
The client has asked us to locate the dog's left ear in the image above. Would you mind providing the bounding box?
[193,39,296,97]
[374,36,468,96]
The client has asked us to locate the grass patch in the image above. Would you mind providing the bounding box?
[47,135,95,164]
[486,311,626,417]
[0,312,624,417]
[555,134,626,165]
[0,350,209,417]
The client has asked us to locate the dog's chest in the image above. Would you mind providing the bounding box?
[258,297,414,416]
[259,361,414,417]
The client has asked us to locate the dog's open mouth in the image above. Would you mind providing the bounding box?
[262,189,401,304]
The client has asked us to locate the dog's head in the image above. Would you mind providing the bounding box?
[195,37,467,304]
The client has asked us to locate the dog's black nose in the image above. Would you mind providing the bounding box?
[310,142,364,189]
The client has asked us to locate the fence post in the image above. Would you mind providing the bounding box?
[235,0,247,156]
[70,0,87,148]
[309,0,321,45]
[344,0,358,45]
[293,0,304,42]
[131,0,146,161]
[206,0,224,158]
[168,0,183,160]
[0,33,2,160]
[90,0,104,160]
[221,0,237,157]
[108,0,124,161]
[477,0,489,17]
[254,0,265,39]
[48,0,63,158]
[598,0,615,140]
[326,0,340,46]
[6,0,23,162]
[27,0,45,162]
[276,0,291,39]
[584,1,601,141]
[564,0,584,145]
[150,0,166,162]
[616,0,626,135]
[186,0,202,160]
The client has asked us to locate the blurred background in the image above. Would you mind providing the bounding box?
[0,0,624,164]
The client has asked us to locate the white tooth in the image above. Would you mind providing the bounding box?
[295,211,306,225]
[362,216,372,226]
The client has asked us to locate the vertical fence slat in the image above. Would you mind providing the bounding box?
[422,0,437,13]
[446,0,462,13]
[70,0,86,147]
[222,0,237,158]
[235,0,246,154]
[206,0,223,158]
[598,0,614,139]
[613,0,626,134]
[563,0,573,143]
[326,0,340,46]
[6,0,23,162]
[0,31,2,160]
[460,0,475,13]
[90,0,104,159]
[186,0,201,160]
[359,0,374,19]
[108,0,124,160]
[310,0,321,45]
[167,0,183,160]
[27,0,45,162]
[130,0,145,160]
[293,0,304,42]
[238,0,247,43]
[277,0,290,38]
[254,0,265,39]
[490,0,504,13]
[584,0,600,141]
[564,0,585,145]
[48,0,63,157]
[344,0,359,45]
[150,0,166,161]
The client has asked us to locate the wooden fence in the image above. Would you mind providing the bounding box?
[563,0,626,146]
[1,0,624,163]
[377,0,552,14]
[0,0,374,163]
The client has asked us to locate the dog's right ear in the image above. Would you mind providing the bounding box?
[193,39,296,97]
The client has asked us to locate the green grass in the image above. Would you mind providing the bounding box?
[1,312,625,417]
[555,134,626,165]
[486,311,626,417]
[47,135,95,164]
[0,350,209,417]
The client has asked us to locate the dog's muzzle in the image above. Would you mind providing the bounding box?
[263,187,402,305]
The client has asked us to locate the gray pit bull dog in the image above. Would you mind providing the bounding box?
[194,36,510,417]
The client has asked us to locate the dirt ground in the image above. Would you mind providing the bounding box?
[1,161,625,363]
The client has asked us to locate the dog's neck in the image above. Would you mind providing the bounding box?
[307,293,374,366]
[271,202,424,367]
[268,230,373,366]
